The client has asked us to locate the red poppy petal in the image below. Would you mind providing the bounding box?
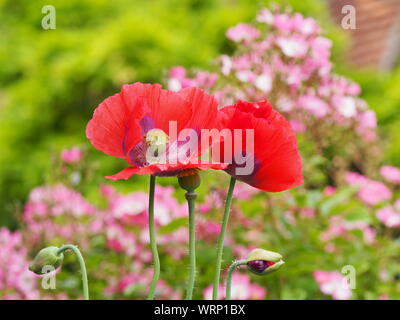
[86,83,159,158]
[251,110,303,192]
[105,167,139,181]
[86,93,128,158]
[253,148,303,192]
[120,82,162,114]
[178,87,220,130]
[123,83,193,134]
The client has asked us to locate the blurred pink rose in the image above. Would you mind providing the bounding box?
[226,23,260,42]
[376,205,400,228]
[313,270,352,300]
[203,273,266,300]
[380,166,400,184]
[0,228,40,300]
[346,172,392,206]
[61,147,83,164]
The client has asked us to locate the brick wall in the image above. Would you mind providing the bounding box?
[328,0,400,70]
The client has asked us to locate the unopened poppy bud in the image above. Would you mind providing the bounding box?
[178,170,201,192]
[246,248,284,275]
[29,246,64,275]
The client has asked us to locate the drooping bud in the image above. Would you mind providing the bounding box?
[246,248,284,275]
[29,246,64,275]
[178,169,201,192]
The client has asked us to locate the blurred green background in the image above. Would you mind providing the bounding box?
[0,0,399,229]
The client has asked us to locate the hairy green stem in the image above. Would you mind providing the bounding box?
[212,177,236,300]
[57,245,89,300]
[147,175,160,300]
[225,260,247,300]
[185,191,197,300]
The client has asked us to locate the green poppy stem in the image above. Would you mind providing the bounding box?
[56,245,89,300]
[225,259,247,300]
[147,175,160,300]
[185,191,197,300]
[212,177,236,300]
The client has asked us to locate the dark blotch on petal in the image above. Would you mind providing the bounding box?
[139,116,155,136]
[225,152,261,184]
[128,142,149,167]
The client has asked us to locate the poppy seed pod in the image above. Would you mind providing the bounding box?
[246,248,284,275]
[29,246,64,275]
[178,170,201,192]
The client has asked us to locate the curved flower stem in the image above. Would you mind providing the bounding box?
[147,175,160,300]
[56,245,89,300]
[185,191,197,300]
[225,260,247,300]
[212,177,236,300]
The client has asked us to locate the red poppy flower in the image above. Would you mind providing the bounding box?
[217,100,303,192]
[86,82,226,180]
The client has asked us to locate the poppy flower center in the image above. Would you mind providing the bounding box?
[129,129,169,167]
[145,129,169,156]
[247,260,275,274]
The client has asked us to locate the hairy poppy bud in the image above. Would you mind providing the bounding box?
[29,246,64,275]
[246,248,284,275]
[178,170,201,192]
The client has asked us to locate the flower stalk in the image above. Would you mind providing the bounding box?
[225,259,247,300]
[185,191,197,299]
[147,175,160,300]
[212,177,236,300]
[29,244,89,300]
[178,171,200,300]
[57,245,89,300]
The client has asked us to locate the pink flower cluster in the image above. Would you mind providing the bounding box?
[203,273,266,300]
[60,147,83,164]
[380,166,400,185]
[0,228,39,300]
[168,67,217,92]
[17,181,262,299]
[198,182,259,213]
[105,271,180,299]
[313,270,352,300]
[376,200,400,228]
[320,216,376,247]
[345,172,392,206]
[226,23,260,43]
[100,184,187,261]
[20,183,186,298]
[101,184,186,229]
[99,183,256,297]
[166,8,377,142]
[23,184,96,247]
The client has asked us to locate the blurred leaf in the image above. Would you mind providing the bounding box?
[159,217,188,234]
[319,187,357,216]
